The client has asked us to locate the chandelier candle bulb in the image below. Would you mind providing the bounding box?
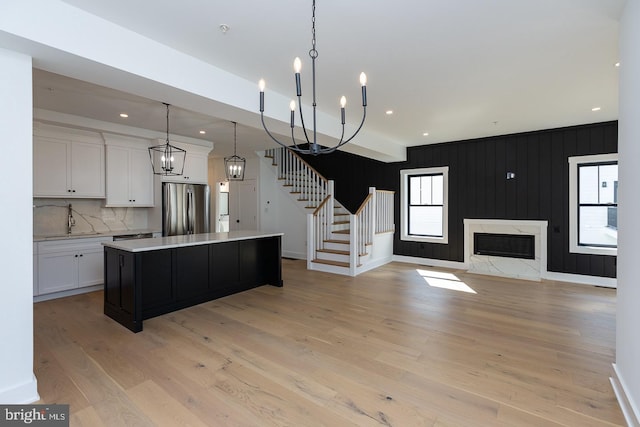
[360,72,368,106]
[294,57,302,96]
[340,96,346,124]
[258,79,265,112]
[290,100,296,128]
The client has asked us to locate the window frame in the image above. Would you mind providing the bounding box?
[568,153,618,256]
[400,166,449,244]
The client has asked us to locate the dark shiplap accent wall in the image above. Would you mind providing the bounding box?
[301,121,618,278]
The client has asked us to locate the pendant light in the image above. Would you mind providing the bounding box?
[258,0,367,155]
[148,103,186,176]
[224,121,246,181]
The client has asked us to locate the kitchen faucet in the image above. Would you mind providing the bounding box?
[67,204,76,234]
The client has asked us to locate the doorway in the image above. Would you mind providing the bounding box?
[229,179,257,231]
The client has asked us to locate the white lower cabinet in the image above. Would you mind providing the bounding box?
[37,237,111,296]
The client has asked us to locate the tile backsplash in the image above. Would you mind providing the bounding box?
[33,199,149,236]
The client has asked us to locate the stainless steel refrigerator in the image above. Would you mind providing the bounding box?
[162,182,211,236]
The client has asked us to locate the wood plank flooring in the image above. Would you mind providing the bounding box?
[33,259,624,426]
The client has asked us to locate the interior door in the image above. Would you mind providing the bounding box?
[230,179,257,231]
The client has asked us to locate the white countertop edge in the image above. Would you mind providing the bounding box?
[102,231,284,252]
[34,229,160,242]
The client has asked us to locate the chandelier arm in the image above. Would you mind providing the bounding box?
[260,112,308,154]
[312,107,367,154]
[334,107,367,149]
[290,127,306,151]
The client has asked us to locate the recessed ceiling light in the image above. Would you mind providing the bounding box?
[423,132,429,136]
[385,110,393,115]
[119,113,128,118]
[615,62,620,67]
[199,130,206,135]
[220,24,230,34]
[592,107,601,112]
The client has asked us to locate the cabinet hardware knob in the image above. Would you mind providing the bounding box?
[79,254,83,257]
[75,254,78,257]
[72,190,76,193]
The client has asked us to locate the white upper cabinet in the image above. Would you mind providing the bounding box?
[33,124,105,198]
[104,134,154,207]
[159,140,210,184]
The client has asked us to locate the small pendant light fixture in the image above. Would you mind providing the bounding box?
[224,121,246,181]
[148,103,186,176]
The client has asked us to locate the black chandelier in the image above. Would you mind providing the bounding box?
[258,0,367,155]
[148,103,186,176]
[224,121,246,181]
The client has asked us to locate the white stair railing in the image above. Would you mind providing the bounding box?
[354,189,375,261]
[265,147,329,208]
[375,189,395,233]
[265,148,395,275]
[307,194,334,269]
[352,188,395,268]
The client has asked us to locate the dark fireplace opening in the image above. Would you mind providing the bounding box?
[473,233,535,260]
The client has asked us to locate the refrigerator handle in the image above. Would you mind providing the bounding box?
[187,190,194,234]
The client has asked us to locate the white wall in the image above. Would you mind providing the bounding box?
[0,48,39,403]
[258,159,307,259]
[615,0,640,421]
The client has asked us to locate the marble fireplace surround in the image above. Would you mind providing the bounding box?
[464,219,548,281]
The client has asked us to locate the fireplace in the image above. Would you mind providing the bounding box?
[464,219,548,281]
[473,233,535,260]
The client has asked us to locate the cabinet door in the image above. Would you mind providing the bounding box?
[141,250,174,316]
[104,248,137,329]
[77,248,105,287]
[38,251,78,294]
[71,142,105,197]
[210,241,239,291]
[162,152,208,183]
[176,246,209,300]
[129,147,154,206]
[33,137,69,197]
[183,153,208,184]
[105,146,131,205]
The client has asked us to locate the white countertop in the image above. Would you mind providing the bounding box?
[102,231,284,253]
[34,229,160,242]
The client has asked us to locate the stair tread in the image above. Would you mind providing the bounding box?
[333,229,350,234]
[333,220,349,225]
[317,248,350,255]
[324,239,349,244]
[312,258,350,268]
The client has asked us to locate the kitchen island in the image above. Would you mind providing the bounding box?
[102,231,283,332]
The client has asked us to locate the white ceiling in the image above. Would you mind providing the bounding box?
[29,0,624,161]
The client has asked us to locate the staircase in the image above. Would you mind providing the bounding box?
[264,147,394,276]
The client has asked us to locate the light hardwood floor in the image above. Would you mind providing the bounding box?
[33,259,624,426]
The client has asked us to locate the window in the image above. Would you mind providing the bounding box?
[401,167,449,244]
[568,154,618,255]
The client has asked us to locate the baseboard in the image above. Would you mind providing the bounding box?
[33,284,102,303]
[0,374,39,404]
[392,255,467,270]
[543,271,617,288]
[611,363,640,427]
[282,251,306,260]
[355,256,393,275]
